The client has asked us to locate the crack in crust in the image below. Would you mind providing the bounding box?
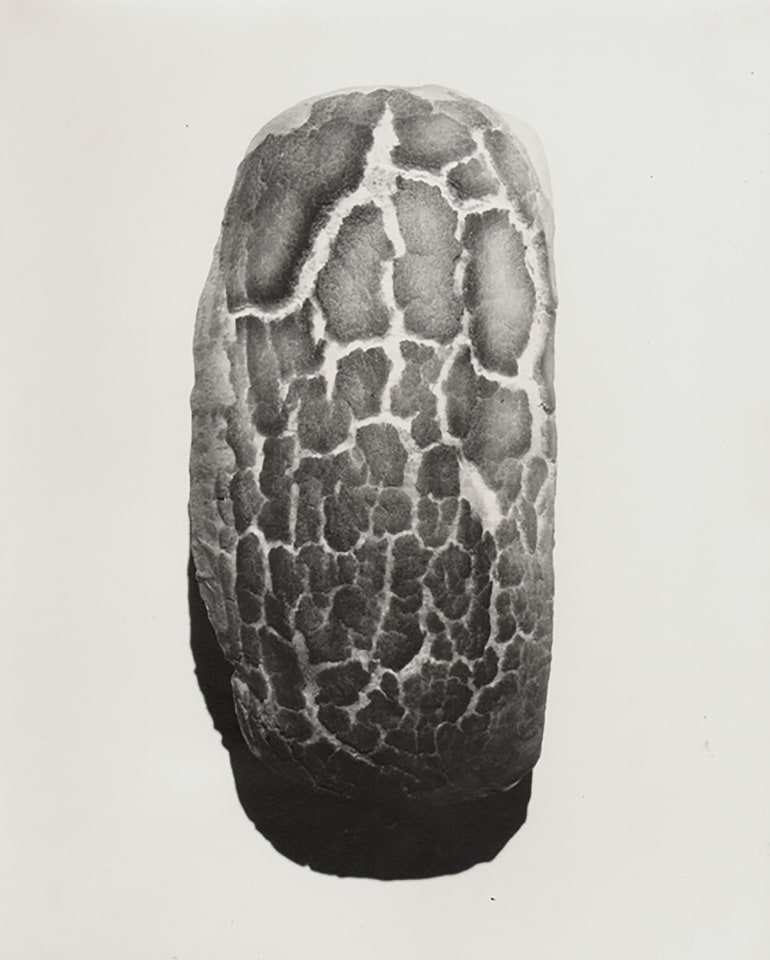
[190,85,557,803]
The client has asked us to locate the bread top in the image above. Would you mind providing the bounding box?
[190,86,556,802]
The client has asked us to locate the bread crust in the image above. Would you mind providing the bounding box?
[190,85,557,802]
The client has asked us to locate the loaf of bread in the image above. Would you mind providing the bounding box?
[190,85,557,804]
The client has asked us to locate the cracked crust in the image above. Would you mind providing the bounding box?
[190,85,557,803]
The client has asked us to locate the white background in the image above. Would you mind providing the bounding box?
[3,1,769,957]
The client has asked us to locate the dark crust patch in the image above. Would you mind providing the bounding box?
[462,387,532,489]
[270,302,325,381]
[387,89,433,119]
[392,112,476,172]
[230,471,262,534]
[373,488,412,535]
[463,210,535,377]
[416,444,460,498]
[238,316,286,437]
[390,340,443,447]
[222,90,388,309]
[434,97,493,130]
[316,661,370,707]
[334,347,391,418]
[393,179,463,342]
[259,628,305,710]
[317,204,394,343]
[296,378,352,454]
[484,127,540,226]
[323,486,371,552]
[444,346,478,438]
[447,157,499,201]
[231,308,325,445]
[356,423,408,486]
[235,533,264,623]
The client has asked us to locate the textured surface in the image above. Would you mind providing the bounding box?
[190,85,557,803]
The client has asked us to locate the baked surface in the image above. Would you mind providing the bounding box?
[190,85,557,802]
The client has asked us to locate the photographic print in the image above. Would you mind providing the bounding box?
[4,2,769,957]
